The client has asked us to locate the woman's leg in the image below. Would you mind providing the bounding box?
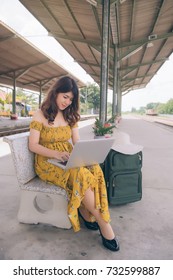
[79,205,92,221]
[67,165,114,234]
[82,187,115,240]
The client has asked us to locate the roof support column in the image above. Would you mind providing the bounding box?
[99,0,110,124]
[39,82,42,108]
[12,72,16,114]
[117,72,122,115]
[112,44,118,116]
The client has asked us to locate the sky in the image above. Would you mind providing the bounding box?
[0,0,173,112]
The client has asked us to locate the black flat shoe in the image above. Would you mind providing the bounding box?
[99,229,120,251]
[78,210,99,231]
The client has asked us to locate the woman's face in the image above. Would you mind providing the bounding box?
[56,91,74,111]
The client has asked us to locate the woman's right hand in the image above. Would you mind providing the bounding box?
[53,151,70,162]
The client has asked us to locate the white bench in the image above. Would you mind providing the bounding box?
[3,132,71,229]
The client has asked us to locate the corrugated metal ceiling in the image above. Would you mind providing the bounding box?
[19,0,173,94]
[0,21,85,93]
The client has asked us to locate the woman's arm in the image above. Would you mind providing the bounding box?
[71,126,80,145]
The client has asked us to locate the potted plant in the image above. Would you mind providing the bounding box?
[93,118,115,138]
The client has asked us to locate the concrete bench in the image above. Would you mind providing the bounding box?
[3,132,71,229]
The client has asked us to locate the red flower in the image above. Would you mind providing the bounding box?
[104,123,111,128]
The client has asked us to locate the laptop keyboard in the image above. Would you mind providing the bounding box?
[60,161,68,166]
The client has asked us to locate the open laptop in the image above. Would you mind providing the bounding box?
[47,137,114,170]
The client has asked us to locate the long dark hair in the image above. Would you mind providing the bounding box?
[41,76,80,126]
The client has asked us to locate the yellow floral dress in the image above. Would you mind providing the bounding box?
[30,120,111,232]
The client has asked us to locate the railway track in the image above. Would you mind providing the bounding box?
[0,126,30,137]
[0,115,96,137]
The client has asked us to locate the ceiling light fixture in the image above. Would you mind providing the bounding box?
[148,34,157,40]
[86,0,97,7]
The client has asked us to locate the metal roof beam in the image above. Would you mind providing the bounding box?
[16,69,31,79]
[121,58,168,71]
[122,86,133,91]
[121,68,136,79]
[74,60,100,67]
[115,1,121,44]
[150,0,166,34]
[121,74,152,82]
[134,1,166,89]
[129,0,136,41]
[46,0,101,69]
[64,0,86,39]
[140,35,172,88]
[122,90,131,96]
[118,44,144,61]
[92,5,102,37]
[0,60,50,76]
[110,3,118,44]
[118,32,173,48]
[121,78,150,88]
[0,35,17,42]
[121,80,133,87]
[41,0,100,72]
[87,73,100,77]
[95,0,119,4]
[122,83,146,89]
[50,32,101,46]
[64,0,100,66]
[40,0,66,34]
[23,75,64,86]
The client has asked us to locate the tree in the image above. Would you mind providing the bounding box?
[107,102,113,115]
[0,97,5,111]
[138,106,146,114]
[80,83,100,114]
[131,107,137,113]
[5,92,12,104]
[146,102,160,109]
[154,103,164,114]
[164,99,173,114]
[86,83,100,113]
[16,88,38,113]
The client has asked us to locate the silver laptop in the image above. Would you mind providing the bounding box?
[47,138,114,170]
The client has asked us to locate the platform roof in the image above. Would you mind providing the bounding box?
[19,0,173,94]
[0,21,85,94]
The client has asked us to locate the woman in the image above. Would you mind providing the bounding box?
[29,76,119,252]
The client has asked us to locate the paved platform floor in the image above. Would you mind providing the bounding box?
[0,116,173,260]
